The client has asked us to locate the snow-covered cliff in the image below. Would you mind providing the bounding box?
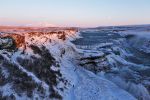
[0,28,136,100]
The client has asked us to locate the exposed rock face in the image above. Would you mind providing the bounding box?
[124,34,135,39]
[79,53,110,73]
[0,33,25,49]
[0,28,78,50]
[58,31,66,40]
[0,37,15,49]
[0,28,78,100]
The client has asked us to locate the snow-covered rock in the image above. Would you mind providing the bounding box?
[0,27,137,100]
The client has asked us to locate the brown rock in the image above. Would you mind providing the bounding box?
[0,33,25,49]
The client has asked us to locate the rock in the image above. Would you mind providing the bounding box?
[124,34,135,39]
[0,33,25,49]
[58,32,66,40]
[0,37,15,49]
[79,54,110,73]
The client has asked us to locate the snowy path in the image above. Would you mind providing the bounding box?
[73,67,136,100]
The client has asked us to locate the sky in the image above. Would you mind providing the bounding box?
[0,0,150,27]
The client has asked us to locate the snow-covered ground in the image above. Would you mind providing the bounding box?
[73,26,150,100]
[0,26,149,100]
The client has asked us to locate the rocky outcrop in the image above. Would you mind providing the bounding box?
[79,53,110,73]
[0,37,15,49]
[0,28,78,50]
[0,33,25,49]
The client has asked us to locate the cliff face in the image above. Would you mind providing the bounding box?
[0,28,78,50]
[0,28,78,100]
[0,33,25,49]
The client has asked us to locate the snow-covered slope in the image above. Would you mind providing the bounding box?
[0,28,136,100]
[73,27,150,100]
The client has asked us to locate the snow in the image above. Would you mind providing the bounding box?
[73,68,136,100]
[1,67,9,78]
[25,22,56,27]
[1,50,50,99]
[0,28,140,100]
[55,35,137,100]
[121,31,150,39]
[59,53,136,100]
[0,84,13,96]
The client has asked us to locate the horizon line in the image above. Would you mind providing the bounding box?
[0,23,150,28]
